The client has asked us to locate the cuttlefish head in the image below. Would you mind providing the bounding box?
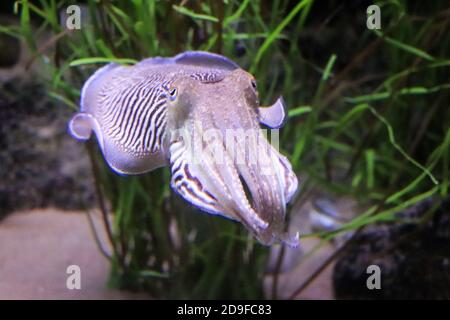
[165,69,299,246]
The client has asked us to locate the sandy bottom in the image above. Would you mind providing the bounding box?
[0,208,333,300]
[0,208,149,300]
[264,238,335,300]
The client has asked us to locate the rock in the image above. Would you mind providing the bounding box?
[0,77,95,219]
[333,198,450,299]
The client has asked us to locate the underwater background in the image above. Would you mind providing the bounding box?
[0,0,449,299]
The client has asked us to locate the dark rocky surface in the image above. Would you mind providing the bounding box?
[333,198,450,299]
[0,77,95,219]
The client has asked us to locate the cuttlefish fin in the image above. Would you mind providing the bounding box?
[80,62,121,114]
[68,112,104,150]
[174,51,240,71]
[136,51,239,71]
[136,56,176,67]
[101,137,167,176]
[258,97,287,129]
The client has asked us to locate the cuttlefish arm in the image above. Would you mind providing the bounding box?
[169,131,269,230]
[168,122,299,246]
[166,70,299,246]
[258,97,287,129]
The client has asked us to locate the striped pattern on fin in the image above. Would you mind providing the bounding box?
[80,63,120,114]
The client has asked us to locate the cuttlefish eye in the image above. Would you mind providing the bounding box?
[169,87,178,101]
[251,79,257,89]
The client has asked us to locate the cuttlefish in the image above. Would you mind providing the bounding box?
[68,51,299,246]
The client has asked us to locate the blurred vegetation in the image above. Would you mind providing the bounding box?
[1,0,449,298]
